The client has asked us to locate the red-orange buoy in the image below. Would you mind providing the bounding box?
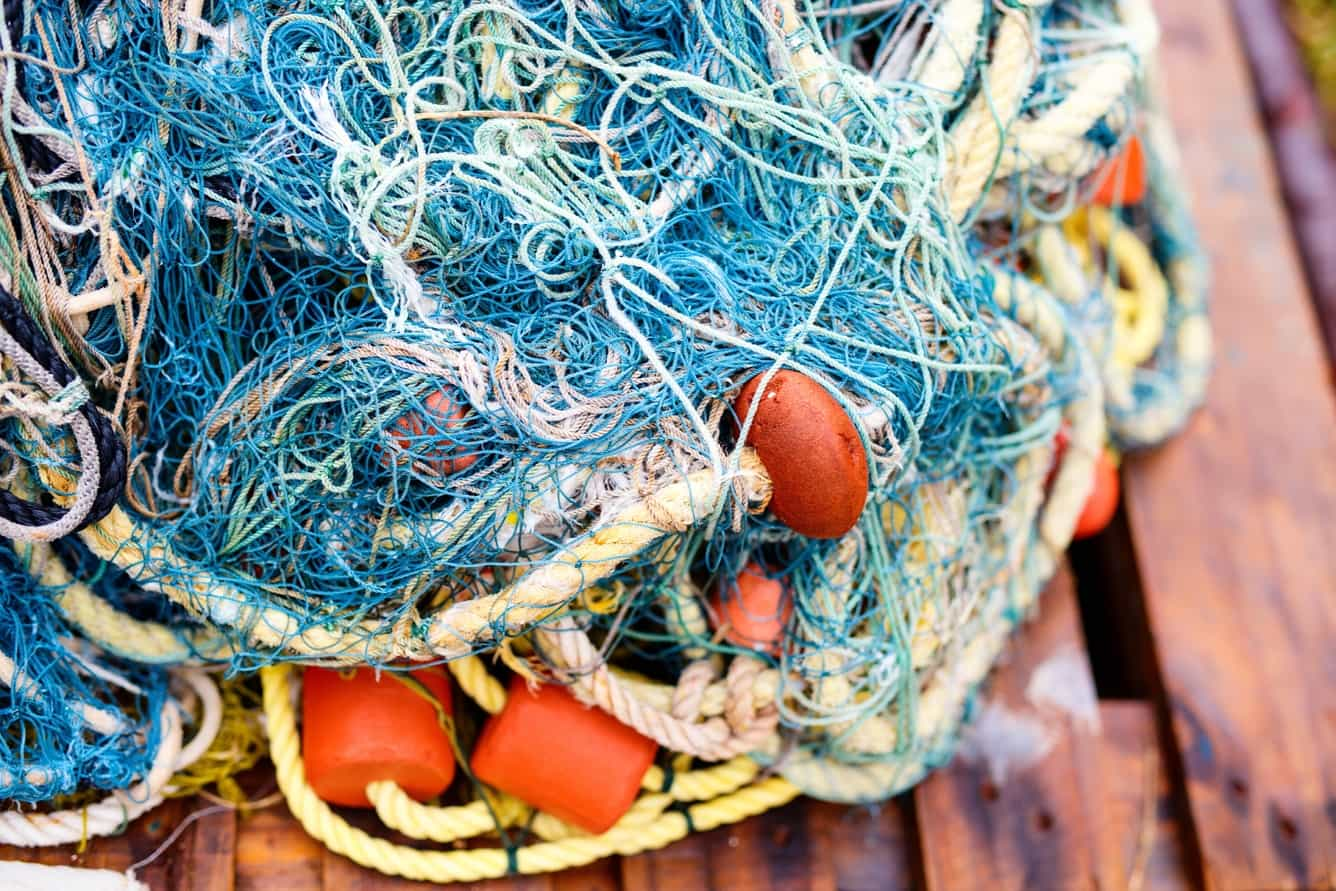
[1047,422,1071,488]
[711,561,791,653]
[388,389,477,474]
[302,666,456,808]
[1092,135,1147,207]
[1073,449,1120,540]
[733,370,868,538]
[470,677,657,834]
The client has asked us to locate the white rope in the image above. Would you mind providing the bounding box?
[0,669,221,847]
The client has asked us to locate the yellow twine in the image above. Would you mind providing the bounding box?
[262,663,800,883]
[165,674,267,806]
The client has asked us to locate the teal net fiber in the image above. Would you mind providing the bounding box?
[0,0,1207,808]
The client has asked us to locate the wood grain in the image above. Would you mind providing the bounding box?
[803,799,918,891]
[913,565,1124,890]
[235,806,323,891]
[1096,701,1191,891]
[1126,2,1336,888]
[619,795,917,891]
[1226,0,1336,363]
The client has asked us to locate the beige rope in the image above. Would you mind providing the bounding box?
[426,449,770,657]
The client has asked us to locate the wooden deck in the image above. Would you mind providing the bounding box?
[5,0,1334,887]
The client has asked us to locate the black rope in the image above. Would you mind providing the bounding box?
[0,285,125,534]
[3,0,69,175]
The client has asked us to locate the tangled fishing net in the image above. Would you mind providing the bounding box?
[0,0,1209,879]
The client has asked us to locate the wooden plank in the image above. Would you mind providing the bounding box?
[625,799,831,891]
[619,830,710,891]
[235,805,323,891]
[139,802,239,891]
[621,795,917,891]
[913,565,1125,890]
[698,800,829,891]
[318,826,622,890]
[1127,2,1336,888]
[107,798,187,891]
[548,862,622,891]
[802,799,917,891]
[178,807,238,891]
[1226,0,1336,362]
[1097,701,1191,891]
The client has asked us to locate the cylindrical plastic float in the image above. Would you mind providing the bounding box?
[302,666,456,808]
[470,676,658,834]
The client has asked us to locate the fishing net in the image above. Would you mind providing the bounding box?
[0,0,1208,878]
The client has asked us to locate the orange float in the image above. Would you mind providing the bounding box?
[711,561,792,653]
[387,389,477,474]
[470,676,657,834]
[1073,448,1120,539]
[1048,422,1072,488]
[1048,425,1120,540]
[733,370,869,538]
[302,666,456,808]
[1092,135,1147,207]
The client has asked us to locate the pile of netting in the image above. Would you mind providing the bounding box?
[0,0,1208,881]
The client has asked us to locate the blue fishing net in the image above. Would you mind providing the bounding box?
[0,0,1205,807]
[0,540,169,802]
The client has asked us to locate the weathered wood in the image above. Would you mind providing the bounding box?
[803,799,918,891]
[1097,701,1192,891]
[235,805,323,891]
[619,828,709,891]
[1226,0,1336,363]
[623,800,829,891]
[106,798,187,890]
[914,565,1124,890]
[693,800,827,891]
[548,862,623,891]
[1126,3,1336,888]
[147,804,238,891]
[620,795,918,891]
[185,807,239,891]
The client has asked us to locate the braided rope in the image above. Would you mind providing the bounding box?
[0,285,125,537]
[16,538,231,663]
[0,325,102,541]
[946,6,1039,221]
[0,669,219,847]
[261,663,800,883]
[426,449,771,657]
[912,0,985,102]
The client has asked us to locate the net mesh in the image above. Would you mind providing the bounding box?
[0,0,1207,812]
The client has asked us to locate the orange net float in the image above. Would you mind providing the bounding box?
[469,676,658,834]
[733,370,869,539]
[1092,134,1147,207]
[711,561,792,653]
[1073,449,1120,540]
[1051,424,1121,540]
[302,666,456,808]
[386,389,478,475]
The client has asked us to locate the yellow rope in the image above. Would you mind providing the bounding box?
[446,655,507,715]
[165,674,267,803]
[261,664,799,883]
[1062,207,1169,370]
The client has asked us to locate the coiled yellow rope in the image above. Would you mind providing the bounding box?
[261,663,800,883]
